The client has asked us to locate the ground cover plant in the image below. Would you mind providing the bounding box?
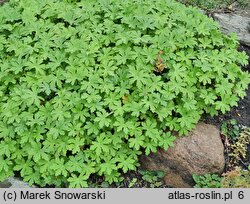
[223,126,250,171]
[0,0,249,187]
[193,173,222,188]
[193,167,250,188]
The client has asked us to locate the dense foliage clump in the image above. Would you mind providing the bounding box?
[0,0,249,187]
[193,174,222,188]
[193,168,250,188]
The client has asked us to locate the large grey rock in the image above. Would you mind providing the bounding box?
[212,13,250,47]
[0,177,34,188]
[140,122,225,188]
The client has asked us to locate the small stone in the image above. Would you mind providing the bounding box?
[0,177,34,188]
[0,180,12,188]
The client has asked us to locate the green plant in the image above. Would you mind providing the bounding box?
[225,127,250,168]
[128,178,138,188]
[139,170,165,187]
[221,119,240,140]
[193,167,250,188]
[0,0,249,187]
[222,126,250,169]
[193,174,222,188]
[221,167,250,188]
